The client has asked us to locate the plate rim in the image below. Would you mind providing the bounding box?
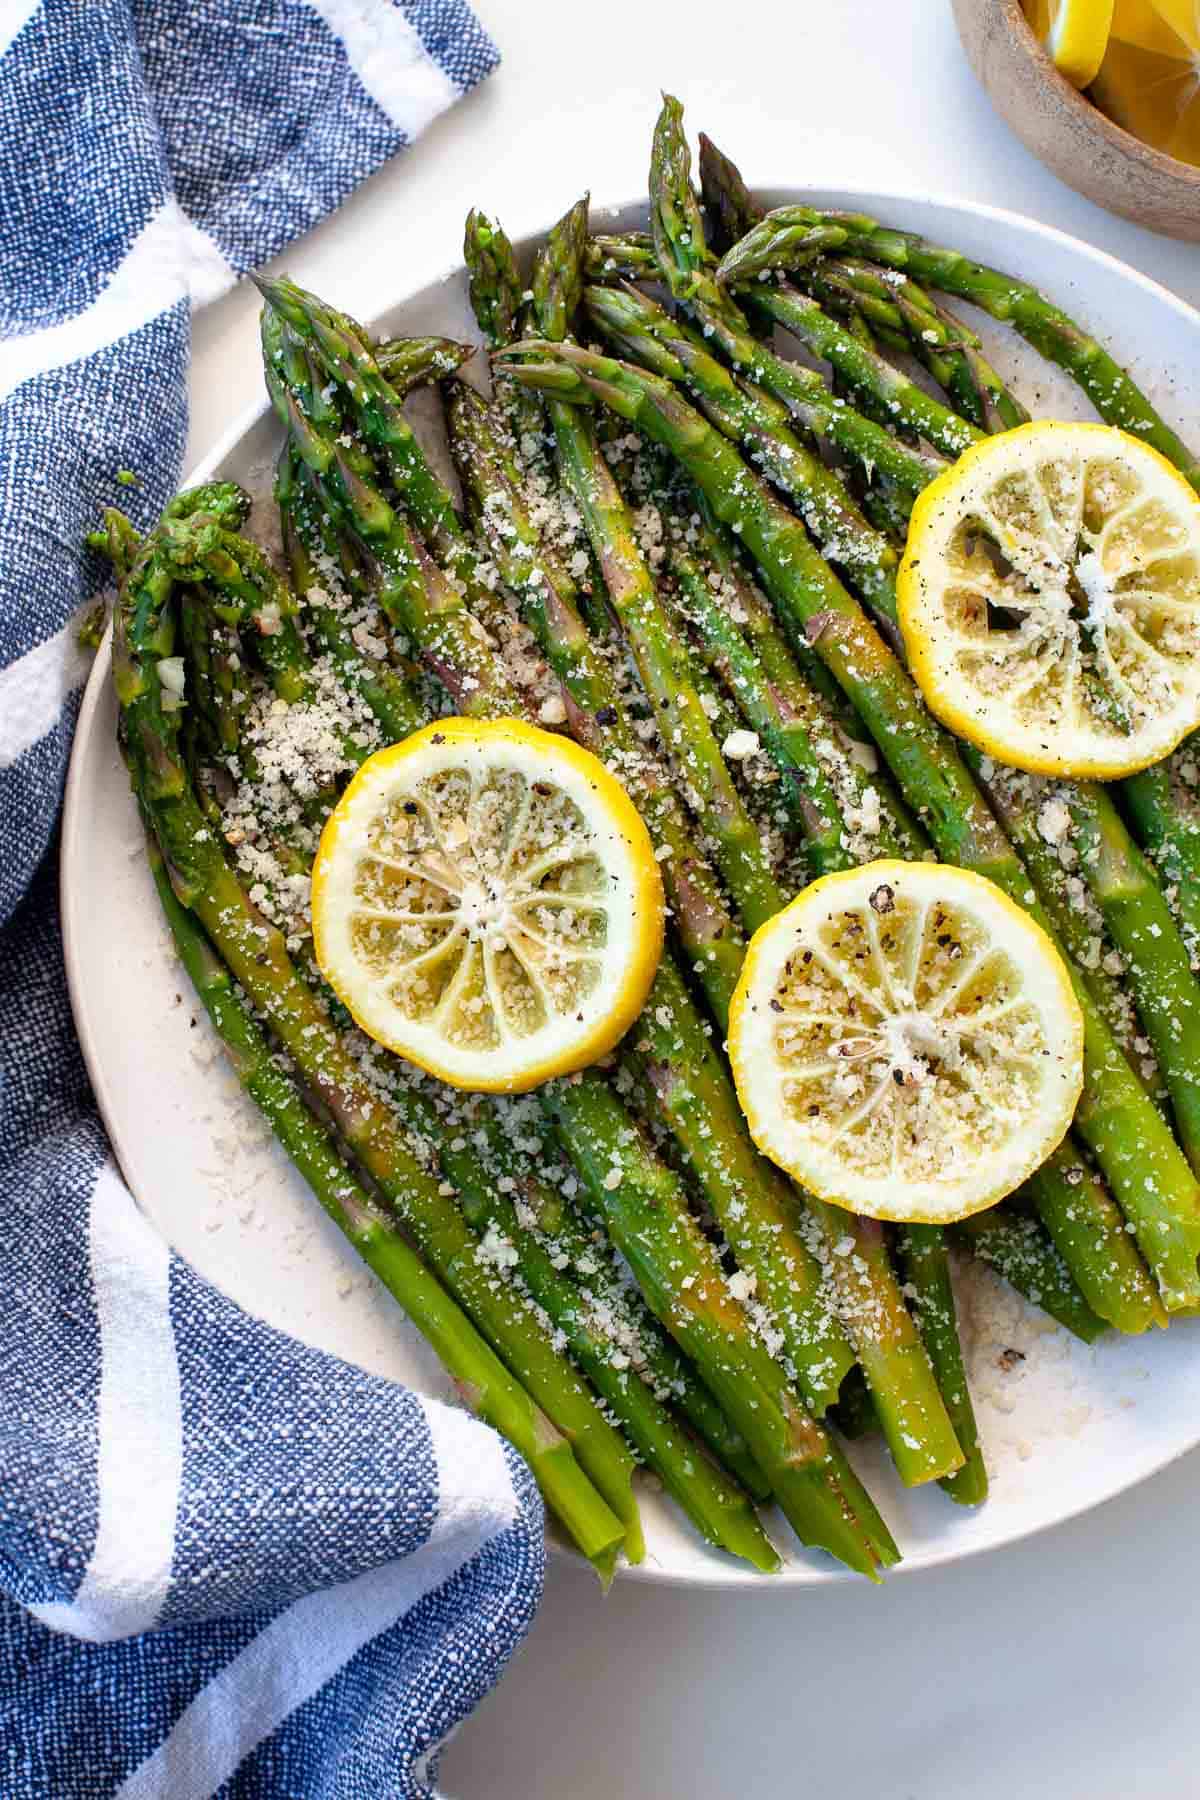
[63,179,1200,1592]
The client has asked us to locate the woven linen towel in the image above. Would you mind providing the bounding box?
[0,6,549,1797]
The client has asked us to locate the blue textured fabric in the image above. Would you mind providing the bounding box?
[0,6,548,1798]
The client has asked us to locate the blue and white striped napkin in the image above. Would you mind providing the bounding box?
[0,6,550,1796]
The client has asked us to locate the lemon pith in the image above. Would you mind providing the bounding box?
[312,719,665,1091]
[728,861,1085,1225]
[898,421,1200,779]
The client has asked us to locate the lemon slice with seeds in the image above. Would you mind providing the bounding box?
[899,421,1200,778]
[728,861,1084,1224]
[312,719,665,1091]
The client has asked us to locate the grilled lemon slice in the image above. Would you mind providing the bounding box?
[728,860,1084,1223]
[899,421,1200,778]
[312,719,665,1091]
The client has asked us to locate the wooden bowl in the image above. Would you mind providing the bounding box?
[952,0,1200,241]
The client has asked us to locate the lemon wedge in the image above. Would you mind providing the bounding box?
[898,421,1200,778]
[1025,0,1116,86]
[728,862,1084,1225]
[1091,0,1200,165]
[1142,0,1200,51]
[312,719,665,1091]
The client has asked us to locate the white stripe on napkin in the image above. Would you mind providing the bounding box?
[310,0,459,137]
[0,608,93,771]
[30,1163,183,1644]
[0,0,40,61]
[0,199,231,406]
[115,1401,518,1800]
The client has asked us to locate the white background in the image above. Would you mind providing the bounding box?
[189,4,1200,1794]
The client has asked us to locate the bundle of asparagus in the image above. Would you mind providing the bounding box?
[105,93,1200,1584]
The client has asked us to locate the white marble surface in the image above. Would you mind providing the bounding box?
[187,4,1200,1793]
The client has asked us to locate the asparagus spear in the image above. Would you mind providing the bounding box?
[402,1083,779,1570]
[276,446,429,744]
[372,334,475,396]
[160,512,312,704]
[715,272,985,464]
[968,755,1161,1096]
[176,589,229,764]
[465,205,617,616]
[544,1072,899,1577]
[696,131,759,250]
[643,98,947,500]
[163,482,254,530]
[482,201,783,933]
[805,259,1029,435]
[668,539,866,876]
[464,207,527,344]
[1122,748,1200,969]
[895,1226,987,1506]
[1066,782,1200,1175]
[115,537,641,1569]
[263,312,521,720]
[802,257,941,353]
[715,204,1200,490]
[1024,1141,1165,1332]
[463,208,553,461]
[584,232,658,281]
[953,1210,1108,1344]
[854,473,914,546]
[259,279,524,655]
[444,378,597,710]
[144,829,627,1575]
[700,119,1020,464]
[668,489,925,843]
[455,1098,774,1501]
[582,279,901,623]
[493,340,1200,1308]
[258,277,481,571]
[548,367,785,934]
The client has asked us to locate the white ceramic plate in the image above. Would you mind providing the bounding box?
[64,188,1200,1589]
